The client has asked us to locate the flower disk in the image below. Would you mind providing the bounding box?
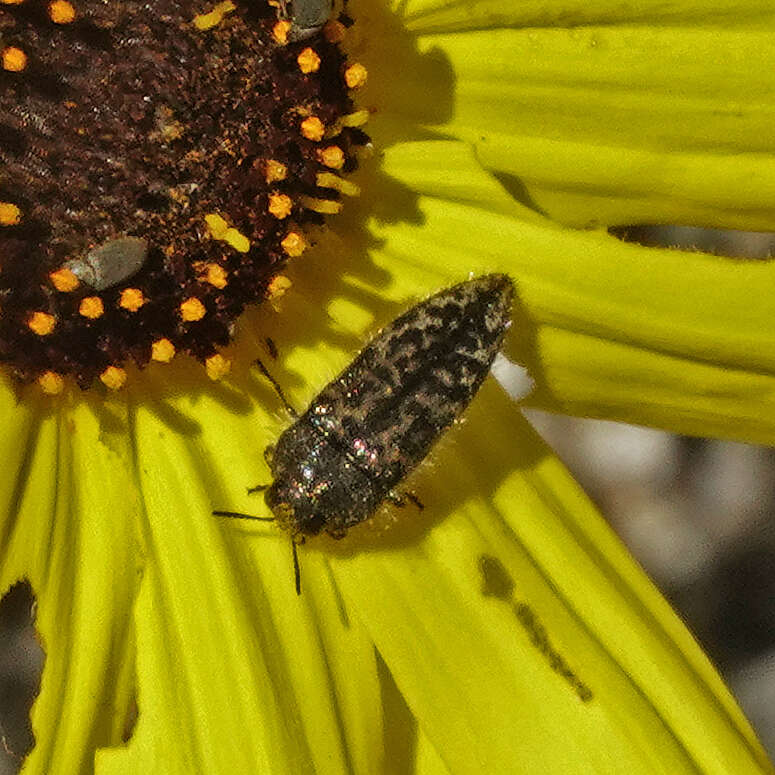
[0,0,367,389]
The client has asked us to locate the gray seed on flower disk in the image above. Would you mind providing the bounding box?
[288,0,333,39]
[63,237,148,292]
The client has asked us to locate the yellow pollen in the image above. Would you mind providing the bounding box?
[199,263,228,289]
[300,116,325,141]
[205,353,231,381]
[180,297,206,322]
[323,20,345,43]
[193,0,235,30]
[265,159,288,183]
[224,227,250,253]
[119,288,145,311]
[272,19,292,45]
[79,296,104,319]
[160,119,184,143]
[268,193,293,219]
[0,0,26,4]
[0,202,21,226]
[281,231,307,257]
[48,0,76,23]
[326,109,370,137]
[38,371,64,395]
[317,145,345,169]
[300,196,342,215]
[297,47,321,74]
[205,212,229,239]
[205,213,250,252]
[341,109,370,127]
[49,267,80,292]
[2,46,27,72]
[100,365,127,391]
[316,172,360,196]
[151,338,176,363]
[267,275,292,299]
[344,63,368,89]
[28,311,56,336]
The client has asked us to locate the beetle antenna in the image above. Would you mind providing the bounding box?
[253,357,298,418]
[212,510,276,522]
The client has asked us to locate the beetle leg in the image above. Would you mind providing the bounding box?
[291,539,302,595]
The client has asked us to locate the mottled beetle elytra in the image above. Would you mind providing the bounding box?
[215,274,515,593]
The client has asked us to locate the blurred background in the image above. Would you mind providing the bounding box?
[1,226,773,771]
[529,412,775,757]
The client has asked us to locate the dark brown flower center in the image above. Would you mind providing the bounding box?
[0,0,367,391]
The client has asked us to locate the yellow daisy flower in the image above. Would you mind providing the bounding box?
[0,0,773,773]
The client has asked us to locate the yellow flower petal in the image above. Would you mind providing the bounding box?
[97,394,385,772]
[367,139,775,444]
[361,2,775,231]
[329,384,770,772]
[0,396,138,772]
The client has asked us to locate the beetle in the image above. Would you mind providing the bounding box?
[215,274,514,592]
